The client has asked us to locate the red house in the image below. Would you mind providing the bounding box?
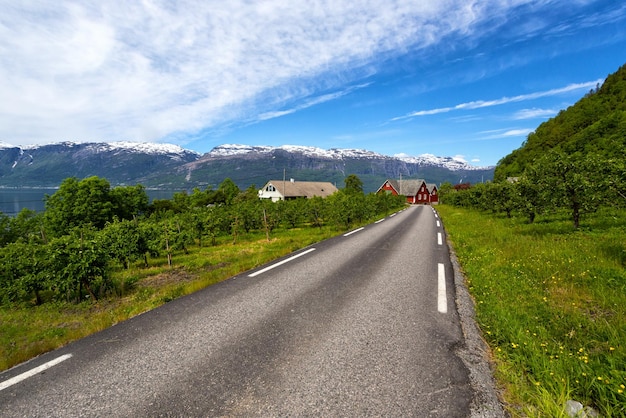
[377,179,438,205]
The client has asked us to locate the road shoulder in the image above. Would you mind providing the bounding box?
[446,232,508,418]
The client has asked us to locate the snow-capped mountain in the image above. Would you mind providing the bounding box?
[208,144,489,171]
[16,141,200,158]
[0,141,200,188]
[208,144,385,160]
[0,141,494,191]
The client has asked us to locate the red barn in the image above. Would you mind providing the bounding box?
[377,179,438,205]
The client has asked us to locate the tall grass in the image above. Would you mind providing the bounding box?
[438,205,626,417]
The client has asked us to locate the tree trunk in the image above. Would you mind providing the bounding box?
[572,201,581,229]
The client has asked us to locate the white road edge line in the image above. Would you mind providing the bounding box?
[0,354,73,391]
[436,220,441,228]
[437,232,443,246]
[343,227,365,237]
[438,263,448,314]
[374,219,385,224]
[248,248,316,277]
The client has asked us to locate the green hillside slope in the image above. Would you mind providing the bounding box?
[495,63,626,181]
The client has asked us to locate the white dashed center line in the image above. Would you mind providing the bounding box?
[248,248,316,277]
[438,263,447,314]
[343,227,365,237]
[0,354,73,391]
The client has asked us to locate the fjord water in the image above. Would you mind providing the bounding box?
[0,188,177,216]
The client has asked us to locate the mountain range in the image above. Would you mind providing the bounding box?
[0,141,494,193]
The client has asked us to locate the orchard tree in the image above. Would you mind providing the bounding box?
[110,184,149,219]
[217,178,240,205]
[306,196,327,229]
[100,219,151,269]
[344,174,363,194]
[515,166,551,223]
[601,155,626,206]
[437,182,454,204]
[11,208,44,243]
[282,198,306,228]
[0,212,12,246]
[44,176,114,235]
[488,181,517,218]
[0,242,49,305]
[48,229,110,302]
[530,150,603,228]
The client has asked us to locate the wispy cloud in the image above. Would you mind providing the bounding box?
[256,83,370,122]
[392,80,602,121]
[0,1,617,148]
[479,128,534,140]
[512,108,559,120]
[0,1,497,145]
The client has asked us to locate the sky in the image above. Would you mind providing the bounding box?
[1,1,625,167]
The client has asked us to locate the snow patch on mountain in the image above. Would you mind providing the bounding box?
[210,144,490,171]
[85,141,200,157]
[211,144,389,160]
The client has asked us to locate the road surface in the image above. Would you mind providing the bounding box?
[0,205,503,417]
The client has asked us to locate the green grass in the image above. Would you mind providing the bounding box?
[0,226,336,372]
[437,205,626,417]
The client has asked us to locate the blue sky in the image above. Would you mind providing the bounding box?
[1,1,625,167]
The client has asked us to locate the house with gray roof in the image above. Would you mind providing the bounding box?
[376,179,438,204]
[258,179,338,202]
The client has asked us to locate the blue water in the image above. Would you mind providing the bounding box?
[0,188,178,216]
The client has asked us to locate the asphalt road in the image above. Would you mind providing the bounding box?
[0,205,504,417]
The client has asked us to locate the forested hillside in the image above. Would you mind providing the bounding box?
[445,63,625,229]
[495,63,626,181]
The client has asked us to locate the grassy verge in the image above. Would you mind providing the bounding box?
[0,226,336,372]
[437,205,626,417]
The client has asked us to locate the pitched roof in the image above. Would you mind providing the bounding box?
[382,179,426,196]
[266,180,338,198]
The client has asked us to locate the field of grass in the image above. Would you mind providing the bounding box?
[0,226,336,372]
[437,205,626,417]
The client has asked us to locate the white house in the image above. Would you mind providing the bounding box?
[258,179,338,202]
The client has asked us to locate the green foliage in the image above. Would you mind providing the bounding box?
[495,62,626,181]
[48,229,111,302]
[110,184,149,219]
[217,178,240,205]
[100,219,156,269]
[447,147,623,228]
[43,177,151,237]
[1,172,407,370]
[344,174,364,194]
[527,151,605,228]
[0,242,49,305]
[0,173,405,308]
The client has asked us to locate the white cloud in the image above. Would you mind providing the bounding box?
[392,80,603,120]
[501,129,534,137]
[0,0,556,145]
[0,1,614,147]
[512,108,558,119]
[479,128,534,140]
[256,83,370,122]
